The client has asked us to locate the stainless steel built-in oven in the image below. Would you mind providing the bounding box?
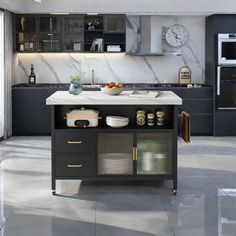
[217,66,236,109]
[218,34,236,65]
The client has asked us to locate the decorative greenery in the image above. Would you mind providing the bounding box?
[70,73,81,83]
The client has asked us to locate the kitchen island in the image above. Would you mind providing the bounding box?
[46,91,182,195]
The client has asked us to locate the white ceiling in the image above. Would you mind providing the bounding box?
[1,0,236,15]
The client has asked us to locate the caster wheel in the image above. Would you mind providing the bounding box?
[172,190,177,195]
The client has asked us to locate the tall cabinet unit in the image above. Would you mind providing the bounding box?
[206,14,236,136]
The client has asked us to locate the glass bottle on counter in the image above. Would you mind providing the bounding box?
[29,64,36,84]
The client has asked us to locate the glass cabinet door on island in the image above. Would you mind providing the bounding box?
[136,133,172,175]
[97,133,133,175]
[16,16,36,52]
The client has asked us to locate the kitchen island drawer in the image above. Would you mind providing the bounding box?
[54,131,95,153]
[55,153,95,177]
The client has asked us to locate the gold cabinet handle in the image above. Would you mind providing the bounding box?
[133,147,138,161]
[132,147,136,161]
[67,164,82,168]
[67,141,82,144]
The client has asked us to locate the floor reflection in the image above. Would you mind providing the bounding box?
[0,136,235,235]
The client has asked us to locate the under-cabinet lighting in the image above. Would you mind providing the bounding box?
[50,13,70,15]
[86,13,98,15]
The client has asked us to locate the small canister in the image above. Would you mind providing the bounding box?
[156,111,165,126]
[147,113,155,126]
[136,110,146,126]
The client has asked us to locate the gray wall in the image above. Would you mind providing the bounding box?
[2,0,236,14]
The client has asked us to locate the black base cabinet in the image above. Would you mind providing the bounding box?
[51,105,178,195]
[12,85,69,135]
[12,84,213,136]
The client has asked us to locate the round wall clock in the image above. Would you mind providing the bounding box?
[165,24,189,48]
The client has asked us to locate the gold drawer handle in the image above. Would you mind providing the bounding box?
[67,164,82,168]
[67,141,82,144]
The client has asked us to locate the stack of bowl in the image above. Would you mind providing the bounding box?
[99,153,132,174]
[106,116,129,128]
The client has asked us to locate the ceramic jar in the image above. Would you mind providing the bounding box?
[156,111,165,126]
[147,113,155,126]
[136,110,146,126]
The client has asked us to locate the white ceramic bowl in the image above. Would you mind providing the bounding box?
[101,87,124,95]
[106,116,129,128]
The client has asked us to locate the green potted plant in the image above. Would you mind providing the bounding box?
[69,73,82,95]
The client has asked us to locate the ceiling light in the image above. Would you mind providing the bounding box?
[34,0,42,3]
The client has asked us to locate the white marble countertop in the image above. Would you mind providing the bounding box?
[46,91,182,105]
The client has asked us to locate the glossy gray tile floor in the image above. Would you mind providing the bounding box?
[0,136,236,236]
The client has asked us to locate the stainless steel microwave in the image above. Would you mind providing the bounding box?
[218,34,236,65]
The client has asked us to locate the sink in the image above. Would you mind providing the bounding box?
[81,84,101,89]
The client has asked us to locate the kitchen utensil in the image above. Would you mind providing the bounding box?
[106,116,129,128]
[156,111,165,126]
[101,87,124,95]
[147,113,155,126]
[66,108,99,127]
[136,110,146,126]
[154,153,168,174]
[99,153,132,174]
[141,152,155,171]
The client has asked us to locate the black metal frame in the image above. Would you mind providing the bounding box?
[50,104,178,195]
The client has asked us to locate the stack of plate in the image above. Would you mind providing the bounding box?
[106,116,129,128]
[99,153,132,174]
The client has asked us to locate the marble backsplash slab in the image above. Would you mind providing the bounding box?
[14,16,205,85]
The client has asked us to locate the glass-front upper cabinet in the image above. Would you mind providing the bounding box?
[15,16,36,52]
[39,16,61,32]
[84,16,103,52]
[103,15,126,52]
[104,15,125,32]
[62,16,84,52]
[38,16,61,52]
[98,133,133,175]
[136,133,172,175]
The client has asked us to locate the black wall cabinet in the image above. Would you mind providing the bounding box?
[14,14,126,53]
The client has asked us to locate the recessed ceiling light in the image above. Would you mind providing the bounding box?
[34,0,42,3]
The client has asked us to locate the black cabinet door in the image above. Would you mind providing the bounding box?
[12,87,66,135]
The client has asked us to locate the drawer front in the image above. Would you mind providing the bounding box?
[55,153,95,177]
[171,88,213,99]
[182,99,213,114]
[55,131,95,153]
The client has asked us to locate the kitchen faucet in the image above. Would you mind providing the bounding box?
[91,69,95,85]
